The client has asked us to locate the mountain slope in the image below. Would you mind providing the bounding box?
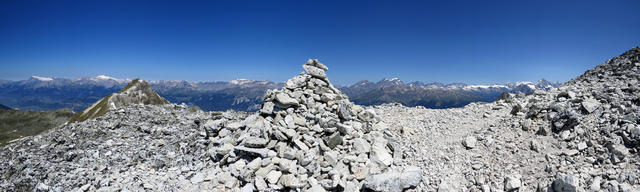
[68,79,169,123]
[0,108,72,145]
[0,104,11,110]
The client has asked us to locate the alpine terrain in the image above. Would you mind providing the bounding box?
[1,47,639,192]
[0,108,73,145]
[68,78,170,123]
[0,75,557,112]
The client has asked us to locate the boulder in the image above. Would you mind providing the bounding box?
[362,166,422,192]
[552,173,582,192]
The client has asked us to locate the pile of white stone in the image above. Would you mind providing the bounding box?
[202,59,421,191]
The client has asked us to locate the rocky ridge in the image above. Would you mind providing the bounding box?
[377,47,640,191]
[505,46,640,191]
[69,78,170,123]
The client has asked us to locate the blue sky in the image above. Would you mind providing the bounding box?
[1,0,639,85]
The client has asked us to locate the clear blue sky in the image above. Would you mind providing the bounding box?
[1,0,639,85]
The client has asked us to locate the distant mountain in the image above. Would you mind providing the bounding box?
[0,76,124,112]
[149,79,282,112]
[69,78,169,123]
[0,75,282,112]
[0,104,11,110]
[0,75,560,111]
[339,78,562,109]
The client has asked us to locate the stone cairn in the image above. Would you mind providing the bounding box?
[203,59,421,191]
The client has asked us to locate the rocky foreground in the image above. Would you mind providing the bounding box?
[1,48,639,192]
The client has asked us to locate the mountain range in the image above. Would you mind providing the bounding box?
[0,75,560,112]
[339,78,561,108]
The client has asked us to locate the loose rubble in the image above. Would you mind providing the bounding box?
[199,59,421,191]
[1,47,640,191]
[374,47,640,191]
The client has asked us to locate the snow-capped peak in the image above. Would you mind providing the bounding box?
[230,79,256,85]
[380,78,403,85]
[95,75,117,80]
[383,78,400,82]
[462,84,509,90]
[515,81,536,90]
[31,76,53,81]
[88,75,127,83]
[515,81,533,86]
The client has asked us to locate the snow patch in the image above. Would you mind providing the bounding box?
[230,79,256,85]
[463,84,509,90]
[31,76,53,81]
[96,75,117,80]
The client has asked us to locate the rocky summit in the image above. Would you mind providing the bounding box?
[1,47,640,192]
[68,78,170,123]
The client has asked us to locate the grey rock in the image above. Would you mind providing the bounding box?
[279,174,303,188]
[520,119,532,131]
[254,176,268,191]
[628,124,640,136]
[352,138,371,154]
[563,149,579,156]
[255,164,275,178]
[190,171,207,184]
[351,165,370,180]
[370,135,393,166]
[530,140,542,152]
[260,102,275,114]
[338,102,353,120]
[581,98,599,113]
[275,92,299,107]
[306,59,328,71]
[607,144,629,159]
[303,64,327,79]
[362,166,422,192]
[577,142,588,151]
[504,173,521,191]
[324,150,339,164]
[235,146,269,157]
[552,173,581,192]
[266,170,282,184]
[241,183,255,192]
[219,172,239,188]
[336,123,353,135]
[285,75,307,89]
[244,137,268,148]
[437,181,450,192]
[326,133,343,149]
[557,91,576,99]
[293,139,309,151]
[226,121,244,130]
[463,136,477,149]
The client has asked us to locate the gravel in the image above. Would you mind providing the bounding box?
[1,47,640,191]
